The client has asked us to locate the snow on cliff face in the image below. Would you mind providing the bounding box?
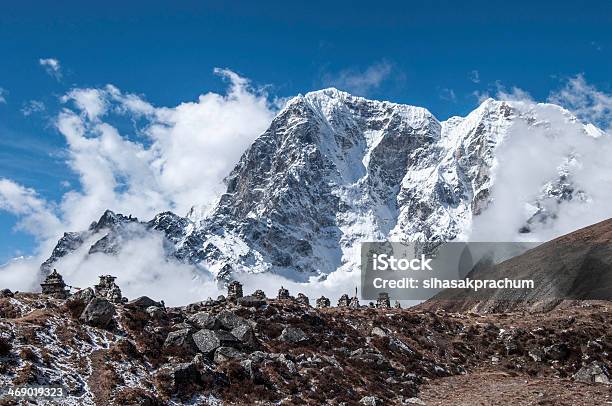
[40,89,608,282]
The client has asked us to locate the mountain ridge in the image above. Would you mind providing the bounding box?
[39,89,606,283]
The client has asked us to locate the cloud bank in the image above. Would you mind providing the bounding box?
[469,99,612,243]
[0,69,277,301]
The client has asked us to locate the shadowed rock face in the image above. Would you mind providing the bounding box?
[421,218,612,313]
[39,90,601,282]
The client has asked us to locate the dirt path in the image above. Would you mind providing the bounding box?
[418,371,612,406]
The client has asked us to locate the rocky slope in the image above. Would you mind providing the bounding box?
[420,218,612,313]
[0,287,610,405]
[40,89,604,282]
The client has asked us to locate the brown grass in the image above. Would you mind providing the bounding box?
[87,350,125,405]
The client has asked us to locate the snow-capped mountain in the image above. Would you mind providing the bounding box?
[40,89,605,282]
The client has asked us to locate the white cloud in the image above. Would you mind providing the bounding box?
[472,90,491,104]
[61,88,108,120]
[548,74,612,132]
[469,101,612,243]
[0,179,61,240]
[322,61,394,96]
[472,82,533,105]
[0,69,278,299]
[21,100,46,116]
[470,70,480,83]
[0,87,7,104]
[494,82,533,102]
[39,58,62,80]
[51,226,223,306]
[440,88,457,102]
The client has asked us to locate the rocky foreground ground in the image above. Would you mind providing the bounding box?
[0,290,610,405]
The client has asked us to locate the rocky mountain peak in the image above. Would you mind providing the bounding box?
[39,90,607,282]
[89,210,138,233]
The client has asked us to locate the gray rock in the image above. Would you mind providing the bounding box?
[278,353,297,374]
[237,295,266,308]
[188,312,222,330]
[231,324,257,348]
[213,346,246,363]
[79,297,115,329]
[360,396,380,405]
[69,287,95,304]
[216,310,249,330]
[280,326,308,343]
[573,362,611,384]
[371,327,387,337]
[248,351,268,363]
[403,398,426,405]
[164,329,196,353]
[528,349,543,362]
[146,306,165,318]
[172,322,194,331]
[0,289,13,298]
[161,361,201,391]
[193,329,239,355]
[126,296,163,309]
[296,293,310,306]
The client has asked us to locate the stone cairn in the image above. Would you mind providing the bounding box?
[227,281,243,300]
[253,289,267,300]
[376,292,391,309]
[337,294,351,307]
[40,269,69,299]
[316,296,330,308]
[296,293,310,306]
[348,287,360,309]
[277,286,290,300]
[94,275,123,304]
[394,300,402,309]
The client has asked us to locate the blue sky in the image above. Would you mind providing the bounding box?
[0,0,610,262]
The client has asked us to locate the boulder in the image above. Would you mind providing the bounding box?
[188,312,222,330]
[237,295,266,308]
[296,293,310,306]
[79,297,115,329]
[126,296,163,309]
[146,306,166,318]
[213,346,246,363]
[573,362,611,384]
[240,359,266,383]
[231,324,257,348]
[0,289,14,298]
[164,329,196,353]
[159,362,201,393]
[279,327,308,343]
[171,322,194,332]
[216,310,250,330]
[278,353,297,374]
[69,287,95,304]
[192,329,239,355]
